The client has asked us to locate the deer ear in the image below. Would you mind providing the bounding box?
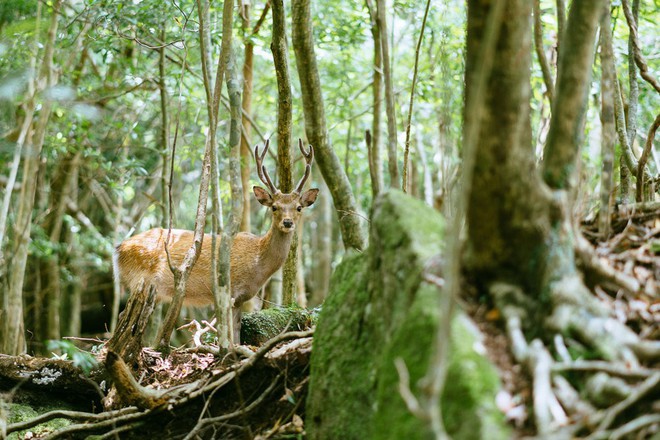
[301,188,319,207]
[253,186,273,207]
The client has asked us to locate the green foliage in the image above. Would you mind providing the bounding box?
[46,340,99,375]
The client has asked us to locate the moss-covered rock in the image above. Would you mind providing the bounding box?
[240,306,318,346]
[307,191,510,439]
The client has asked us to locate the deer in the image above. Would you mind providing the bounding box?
[113,139,318,344]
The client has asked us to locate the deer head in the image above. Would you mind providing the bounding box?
[252,139,319,232]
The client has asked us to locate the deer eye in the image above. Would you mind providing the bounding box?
[272,206,278,212]
[296,206,302,212]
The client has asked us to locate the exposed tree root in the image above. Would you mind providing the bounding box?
[3,330,313,439]
[490,278,659,439]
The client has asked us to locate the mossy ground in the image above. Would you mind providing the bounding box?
[7,401,73,439]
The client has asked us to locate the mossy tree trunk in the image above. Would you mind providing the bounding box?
[465,0,636,365]
[292,0,367,252]
[271,0,298,306]
[464,0,550,296]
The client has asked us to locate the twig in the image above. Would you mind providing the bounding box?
[609,414,660,440]
[636,113,660,201]
[402,0,432,193]
[533,0,554,102]
[394,358,426,420]
[182,373,283,440]
[41,409,148,440]
[553,360,656,379]
[595,372,660,433]
[620,0,660,93]
[6,407,139,436]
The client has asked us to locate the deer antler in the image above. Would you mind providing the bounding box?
[254,139,278,194]
[294,138,314,194]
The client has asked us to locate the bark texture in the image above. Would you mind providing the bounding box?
[464,0,551,295]
[292,0,367,252]
[270,0,298,306]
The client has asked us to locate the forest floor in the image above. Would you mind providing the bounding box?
[466,205,660,438]
[2,207,659,439]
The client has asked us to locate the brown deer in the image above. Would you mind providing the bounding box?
[113,139,318,343]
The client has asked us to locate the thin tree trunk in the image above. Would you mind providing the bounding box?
[110,143,127,333]
[240,4,253,233]
[44,152,81,344]
[271,0,297,306]
[238,3,269,236]
[155,0,233,349]
[310,172,331,307]
[542,2,601,190]
[159,25,170,226]
[533,0,554,103]
[216,49,243,345]
[376,0,400,188]
[4,0,62,355]
[402,0,431,194]
[365,0,383,199]
[621,0,639,203]
[292,0,367,252]
[598,4,616,238]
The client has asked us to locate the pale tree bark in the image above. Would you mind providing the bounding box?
[154,0,234,349]
[271,0,298,306]
[309,171,332,307]
[65,164,82,338]
[619,0,639,203]
[292,0,367,252]
[533,0,555,104]
[365,3,383,201]
[215,51,243,346]
[3,0,62,355]
[376,0,400,188]
[43,152,81,345]
[598,4,615,238]
[402,0,431,194]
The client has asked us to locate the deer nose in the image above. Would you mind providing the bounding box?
[283,219,294,229]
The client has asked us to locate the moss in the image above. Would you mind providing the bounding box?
[7,402,72,439]
[308,191,510,440]
[241,306,317,346]
[306,252,372,439]
[442,315,509,439]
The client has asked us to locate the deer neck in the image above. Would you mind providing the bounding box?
[258,226,293,273]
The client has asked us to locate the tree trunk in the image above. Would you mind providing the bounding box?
[464,0,549,294]
[310,173,332,307]
[154,0,233,350]
[291,0,368,252]
[598,4,615,238]
[217,50,243,345]
[466,0,635,369]
[3,0,62,355]
[365,0,383,200]
[42,152,81,345]
[376,0,400,188]
[271,0,298,306]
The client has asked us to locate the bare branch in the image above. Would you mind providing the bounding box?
[621,0,660,94]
